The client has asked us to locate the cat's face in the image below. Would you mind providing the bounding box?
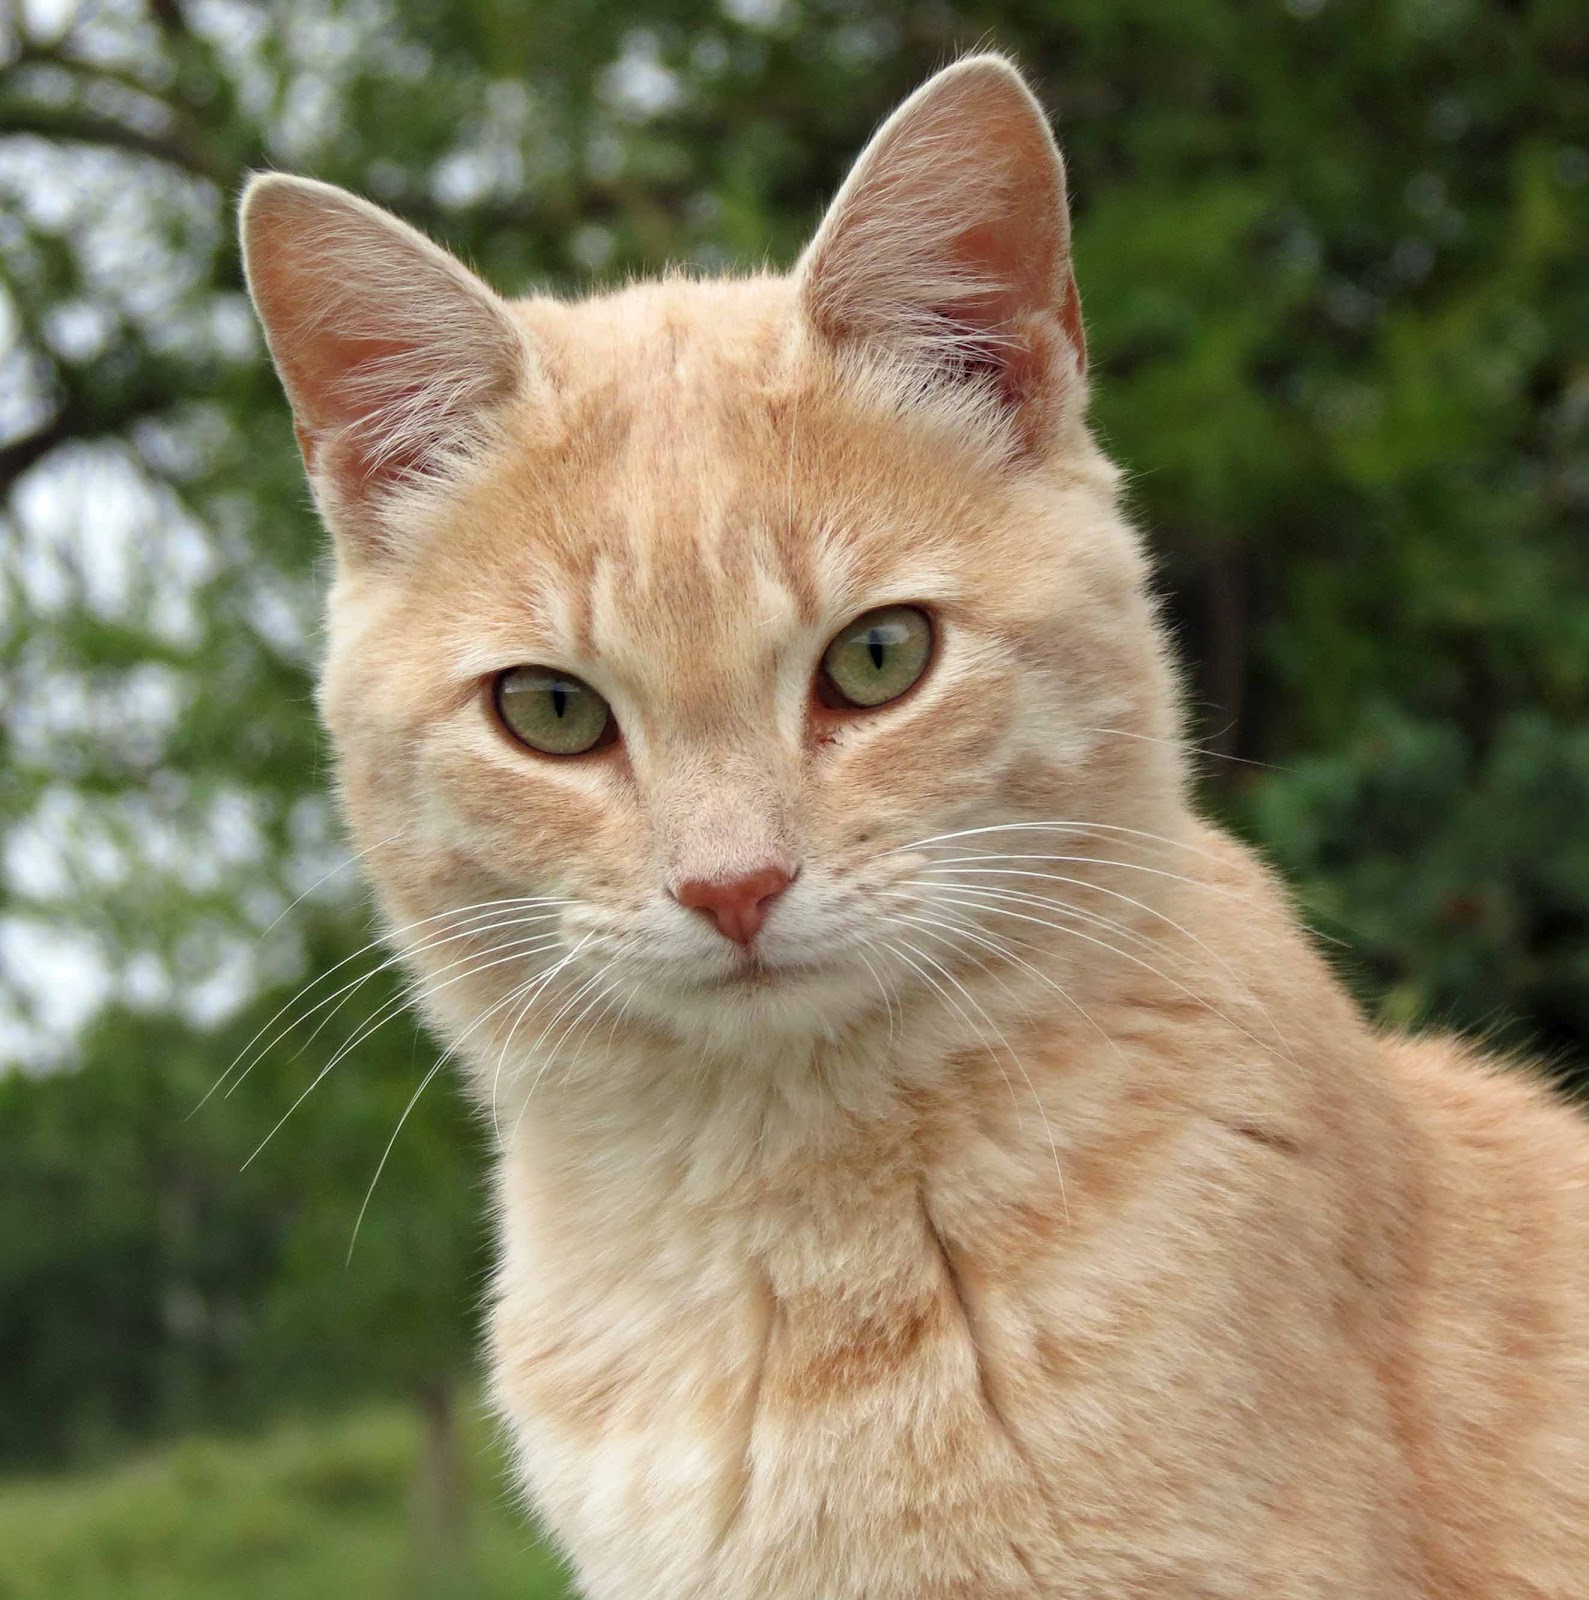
[243,57,1184,1067]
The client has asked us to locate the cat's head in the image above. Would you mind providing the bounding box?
[241,56,1185,1070]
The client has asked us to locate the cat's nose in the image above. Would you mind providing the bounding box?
[673,865,795,947]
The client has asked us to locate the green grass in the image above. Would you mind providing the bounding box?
[0,1403,574,1600]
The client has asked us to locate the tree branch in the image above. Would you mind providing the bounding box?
[0,391,173,501]
[0,97,232,185]
[0,410,81,496]
[148,0,189,40]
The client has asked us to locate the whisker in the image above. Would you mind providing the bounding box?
[254,828,408,946]
[507,966,622,1147]
[1080,725,1282,772]
[883,909,1028,1016]
[548,975,625,1064]
[882,819,1232,865]
[346,962,562,1262]
[877,934,997,1079]
[894,875,1173,961]
[225,906,570,1103]
[490,935,595,1149]
[346,1057,445,1265]
[522,967,614,1066]
[926,884,1293,1067]
[194,894,573,1113]
[854,942,900,1044]
[906,864,1292,1055]
[896,826,1347,950]
[241,930,565,1170]
[882,932,1068,1223]
[219,908,567,1114]
[908,851,1255,907]
[599,973,644,1055]
[879,890,1132,1070]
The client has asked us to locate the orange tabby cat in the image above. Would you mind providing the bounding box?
[240,54,1589,1600]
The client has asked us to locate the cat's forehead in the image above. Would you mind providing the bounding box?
[517,275,794,415]
[420,281,977,669]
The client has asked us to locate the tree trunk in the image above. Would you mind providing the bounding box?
[1205,545,1249,761]
[413,1374,469,1575]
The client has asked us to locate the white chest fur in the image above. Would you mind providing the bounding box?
[492,1143,1045,1599]
[486,1047,1418,1600]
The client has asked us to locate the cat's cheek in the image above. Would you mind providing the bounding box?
[809,674,1019,833]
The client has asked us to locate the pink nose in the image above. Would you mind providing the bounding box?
[674,866,794,946]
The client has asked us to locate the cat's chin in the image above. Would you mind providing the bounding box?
[622,954,889,1047]
[694,959,826,992]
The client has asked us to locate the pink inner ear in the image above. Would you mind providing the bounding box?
[797,58,1087,447]
[938,197,1086,377]
[242,175,528,539]
[927,207,1086,436]
[293,330,456,493]
[1058,277,1086,372]
[279,307,524,525]
[925,303,1079,452]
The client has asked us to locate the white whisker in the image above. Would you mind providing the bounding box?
[909,850,1254,906]
[925,884,1291,1066]
[882,819,1230,865]
[880,890,1131,1070]
[241,929,564,1169]
[507,966,623,1146]
[854,942,900,1044]
[224,906,569,1104]
[345,959,567,1262]
[345,1057,445,1265]
[195,894,573,1112]
[895,875,1173,961]
[882,932,1068,1223]
[254,828,407,947]
[490,935,595,1149]
[910,863,1292,1056]
[1081,724,1279,771]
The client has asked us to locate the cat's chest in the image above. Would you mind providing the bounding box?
[491,1160,1056,1599]
[487,1116,1412,1599]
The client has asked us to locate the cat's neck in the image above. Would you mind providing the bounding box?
[495,944,1159,1231]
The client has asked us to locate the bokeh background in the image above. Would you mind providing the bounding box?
[1,0,1585,1595]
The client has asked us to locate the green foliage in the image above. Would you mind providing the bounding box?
[0,0,1584,1537]
[0,1402,572,1599]
[0,915,488,1467]
[1255,707,1589,1060]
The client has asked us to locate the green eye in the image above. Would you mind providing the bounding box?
[818,605,933,710]
[493,667,614,756]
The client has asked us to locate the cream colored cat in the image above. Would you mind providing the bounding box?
[240,54,1589,1600]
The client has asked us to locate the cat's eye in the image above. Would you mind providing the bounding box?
[817,605,933,710]
[493,667,614,756]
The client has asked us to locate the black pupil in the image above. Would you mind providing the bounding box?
[868,628,886,670]
[551,683,569,718]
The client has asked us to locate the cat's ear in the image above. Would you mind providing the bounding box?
[796,55,1084,450]
[240,174,532,560]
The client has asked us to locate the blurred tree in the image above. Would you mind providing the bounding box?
[0,0,1585,1485]
[0,913,485,1480]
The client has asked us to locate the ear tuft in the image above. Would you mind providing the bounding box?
[240,174,529,557]
[797,55,1085,452]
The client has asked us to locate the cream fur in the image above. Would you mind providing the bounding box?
[242,54,1589,1600]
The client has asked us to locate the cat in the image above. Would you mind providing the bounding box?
[240,52,1589,1600]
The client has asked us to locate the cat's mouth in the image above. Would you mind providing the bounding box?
[701,956,822,992]
[714,961,787,989]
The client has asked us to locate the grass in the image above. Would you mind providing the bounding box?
[0,1402,574,1600]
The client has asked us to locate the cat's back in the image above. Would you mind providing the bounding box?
[1112,830,1589,1593]
[1383,1034,1589,1594]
